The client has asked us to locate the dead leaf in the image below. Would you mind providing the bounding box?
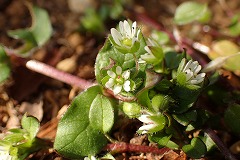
[19,99,43,121]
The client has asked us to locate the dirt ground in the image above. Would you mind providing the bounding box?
[0,0,240,159]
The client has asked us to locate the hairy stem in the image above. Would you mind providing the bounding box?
[5,48,95,90]
[104,142,170,155]
[26,60,95,90]
[204,128,237,160]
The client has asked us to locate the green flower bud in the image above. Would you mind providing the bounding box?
[122,102,141,118]
[152,94,172,112]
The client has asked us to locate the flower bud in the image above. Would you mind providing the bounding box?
[122,102,141,118]
[152,94,171,112]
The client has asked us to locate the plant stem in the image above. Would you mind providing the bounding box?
[104,142,170,155]
[25,60,95,90]
[5,48,95,90]
[204,128,237,160]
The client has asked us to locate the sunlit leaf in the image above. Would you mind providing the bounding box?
[149,132,179,149]
[89,94,115,133]
[208,40,240,72]
[8,3,52,56]
[174,1,211,25]
[21,114,40,141]
[54,86,108,159]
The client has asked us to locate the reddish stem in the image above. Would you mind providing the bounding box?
[104,142,170,155]
[5,48,95,90]
[204,128,238,160]
[25,60,95,90]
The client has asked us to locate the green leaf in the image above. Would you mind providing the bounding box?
[174,1,211,25]
[8,3,52,55]
[165,51,184,72]
[81,8,105,34]
[173,110,197,126]
[149,114,166,133]
[173,85,200,113]
[228,14,240,36]
[0,46,11,83]
[136,90,151,109]
[182,137,207,158]
[21,114,40,141]
[54,86,108,159]
[89,94,115,133]
[149,132,179,149]
[3,133,25,144]
[201,133,216,152]
[224,104,240,134]
[151,30,169,45]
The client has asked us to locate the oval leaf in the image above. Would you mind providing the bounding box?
[54,86,107,159]
[89,94,115,133]
[174,1,210,25]
[7,3,52,55]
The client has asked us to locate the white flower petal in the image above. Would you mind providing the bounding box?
[138,124,156,132]
[138,115,153,123]
[116,66,122,75]
[144,46,152,55]
[183,60,192,71]
[123,80,131,92]
[185,69,193,81]
[198,72,206,78]
[111,28,122,46]
[107,70,116,78]
[132,21,137,36]
[124,20,131,38]
[119,21,124,35]
[113,85,122,95]
[193,65,202,74]
[105,78,114,88]
[122,70,130,79]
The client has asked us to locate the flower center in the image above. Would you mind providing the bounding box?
[122,38,132,47]
[115,75,124,85]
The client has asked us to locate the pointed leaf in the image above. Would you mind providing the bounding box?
[21,114,40,141]
[8,3,52,55]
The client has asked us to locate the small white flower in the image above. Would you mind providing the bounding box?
[105,66,133,95]
[110,20,140,49]
[181,59,206,85]
[137,113,158,134]
[140,39,163,66]
[0,145,12,160]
